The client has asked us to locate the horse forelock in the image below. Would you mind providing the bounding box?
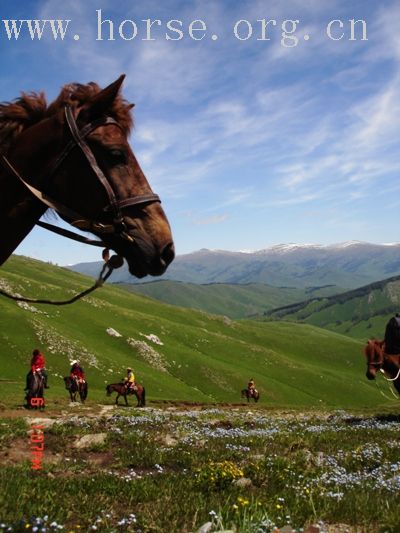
[47,81,134,135]
[0,91,48,155]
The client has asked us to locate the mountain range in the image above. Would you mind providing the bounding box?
[69,241,400,289]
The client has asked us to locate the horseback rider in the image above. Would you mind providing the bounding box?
[25,349,49,390]
[70,359,85,384]
[384,313,400,355]
[247,377,256,397]
[124,367,136,391]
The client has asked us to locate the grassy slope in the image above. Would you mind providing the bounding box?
[120,280,342,318]
[0,255,386,408]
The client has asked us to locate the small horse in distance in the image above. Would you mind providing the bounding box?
[364,339,400,396]
[241,388,260,403]
[64,376,88,403]
[106,382,146,407]
[0,75,174,277]
[25,372,45,409]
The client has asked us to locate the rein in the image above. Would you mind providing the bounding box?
[0,252,123,306]
[380,367,400,382]
[367,343,400,399]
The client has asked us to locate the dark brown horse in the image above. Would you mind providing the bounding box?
[25,372,45,409]
[364,339,400,396]
[241,388,260,403]
[64,376,88,403]
[106,382,146,407]
[0,75,174,278]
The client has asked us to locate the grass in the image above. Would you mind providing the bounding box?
[1,255,400,532]
[0,406,399,532]
[0,255,391,409]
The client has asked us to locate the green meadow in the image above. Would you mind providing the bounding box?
[0,256,399,533]
[0,255,387,409]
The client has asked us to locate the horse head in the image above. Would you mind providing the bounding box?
[1,75,174,277]
[364,339,384,380]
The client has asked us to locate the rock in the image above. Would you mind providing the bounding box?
[106,327,122,338]
[26,417,57,428]
[74,433,107,449]
[232,477,253,488]
[141,333,164,345]
[315,452,324,466]
[163,434,178,447]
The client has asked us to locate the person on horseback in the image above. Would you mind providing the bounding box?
[25,349,49,390]
[384,313,400,355]
[70,360,85,384]
[124,367,136,392]
[247,377,256,397]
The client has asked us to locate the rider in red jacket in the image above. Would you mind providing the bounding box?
[25,349,49,390]
[70,360,85,382]
[31,350,45,373]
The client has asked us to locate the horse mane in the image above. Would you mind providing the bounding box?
[0,81,133,156]
[0,92,47,156]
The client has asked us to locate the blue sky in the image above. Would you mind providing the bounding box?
[1,0,400,265]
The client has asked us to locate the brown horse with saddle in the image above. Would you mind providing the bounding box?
[106,382,146,407]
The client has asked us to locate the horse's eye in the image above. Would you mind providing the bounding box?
[108,149,127,165]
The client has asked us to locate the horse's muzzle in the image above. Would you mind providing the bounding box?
[366,369,376,380]
[126,241,175,278]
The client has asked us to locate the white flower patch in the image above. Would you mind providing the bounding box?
[140,333,164,345]
[106,327,122,338]
[127,338,169,372]
[30,319,100,368]
[0,278,17,295]
[17,301,46,314]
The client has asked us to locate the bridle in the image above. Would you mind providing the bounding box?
[2,105,161,248]
[366,342,400,383]
[0,105,161,305]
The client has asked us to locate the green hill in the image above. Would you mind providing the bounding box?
[266,275,400,340]
[0,255,389,408]
[118,280,343,318]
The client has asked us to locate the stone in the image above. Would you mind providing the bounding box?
[74,433,107,449]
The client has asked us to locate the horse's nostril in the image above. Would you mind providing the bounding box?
[160,242,175,267]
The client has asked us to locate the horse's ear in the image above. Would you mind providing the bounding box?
[85,74,126,118]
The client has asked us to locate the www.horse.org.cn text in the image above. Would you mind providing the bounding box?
[1,10,368,46]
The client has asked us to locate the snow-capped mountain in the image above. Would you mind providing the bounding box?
[69,241,400,289]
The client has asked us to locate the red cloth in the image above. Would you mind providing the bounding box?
[31,353,45,372]
[70,365,85,379]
